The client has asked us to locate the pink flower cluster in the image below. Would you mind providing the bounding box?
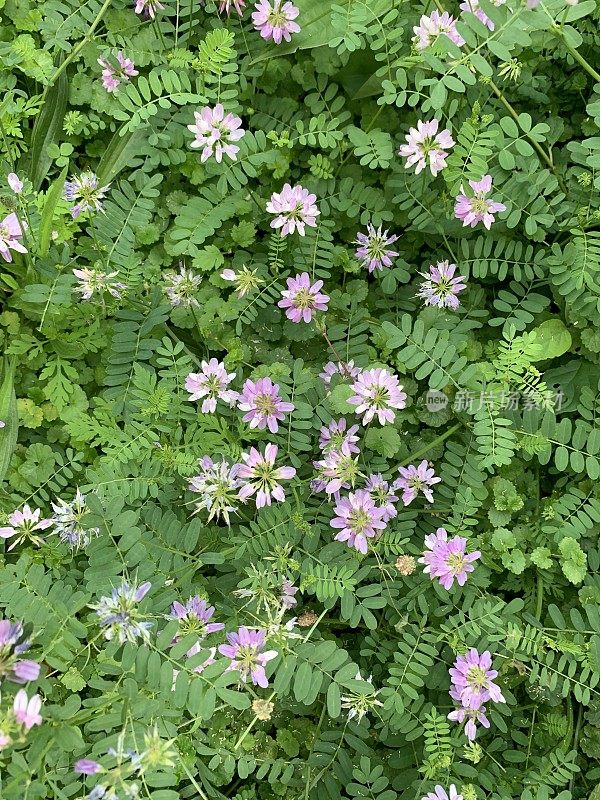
[419,527,480,590]
[455,174,506,229]
[189,443,295,520]
[97,51,138,92]
[448,648,505,740]
[399,119,454,177]
[188,104,245,163]
[252,0,300,44]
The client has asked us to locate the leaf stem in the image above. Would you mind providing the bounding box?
[42,0,114,103]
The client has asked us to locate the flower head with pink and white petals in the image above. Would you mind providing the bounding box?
[330,490,387,554]
[170,596,224,640]
[399,119,454,177]
[448,686,490,740]
[449,648,505,709]
[73,268,126,300]
[364,474,398,522]
[0,505,53,550]
[134,0,164,18]
[312,451,360,497]
[349,368,407,425]
[219,627,277,688]
[267,184,319,236]
[354,224,399,273]
[252,0,300,44]
[185,360,238,414]
[237,377,294,433]
[64,172,110,219]
[13,690,42,730]
[418,261,467,310]
[319,418,360,457]
[0,213,27,263]
[219,0,245,14]
[237,444,296,508]
[460,0,505,31]
[319,361,363,385]
[189,456,244,525]
[454,174,506,229]
[97,51,138,93]
[278,272,329,323]
[393,460,441,505]
[422,785,463,800]
[413,11,465,50]
[419,527,481,589]
[188,104,245,163]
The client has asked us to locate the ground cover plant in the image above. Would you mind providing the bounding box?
[1,0,600,798]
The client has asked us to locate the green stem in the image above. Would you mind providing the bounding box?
[397,421,462,467]
[42,0,113,102]
[559,35,600,83]
[535,575,543,620]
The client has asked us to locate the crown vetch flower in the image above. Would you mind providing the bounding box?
[0,619,41,685]
[50,489,99,550]
[349,368,407,425]
[252,0,301,44]
[319,360,363,385]
[188,104,245,163]
[0,213,27,263]
[330,489,387,554]
[185,360,238,414]
[448,687,490,740]
[237,377,294,433]
[219,0,245,14]
[170,596,225,640]
[237,444,296,508]
[0,505,53,550]
[7,173,23,194]
[218,627,278,688]
[413,11,465,50]
[312,451,360,497]
[72,268,126,300]
[460,0,505,31]
[418,260,467,310]
[393,460,441,505]
[134,0,164,17]
[364,474,398,522]
[421,532,465,587]
[64,172,110,219]
[419,527,481,589]
[266,184,320,236]
[97,51,138,92]
[278,272,329,323]
[399,119,454,177]
[454,174,506,229]
[188,456,244,525]
[319,418,360,457]
[164,266,203,307]
[91,580,153,644]
[354,224,399,273]
[449,648,506,709]
[422,786,463,800]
